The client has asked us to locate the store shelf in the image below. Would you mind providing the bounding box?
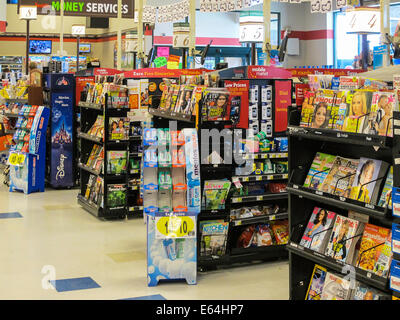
[5,99,28,104]
[287,125,392,149]
[231,192,288,204]
[129,152,143,158]
[129,169,140,174]
[287,242,390,292]
[107,139,129,146]
[240,152,289,160]
[287,184,391,224]
[230,244,288,257]
[78,101,103,111]
[128,206,143,213]
[77,194,100,217]
[129,136,142,141]
[129,185,140,191]
[78,163,101,176]
[78,132,103,144]
[148,107,195,123]
[230,212,288,227]
[198,254,230,267]
[199,209,229,220]
[5,129,16,134]
[233,173,288,182]
[3,113,20,118]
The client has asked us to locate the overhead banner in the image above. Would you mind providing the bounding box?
[18,0,135,18]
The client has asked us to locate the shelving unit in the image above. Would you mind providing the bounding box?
[287,105,397,300]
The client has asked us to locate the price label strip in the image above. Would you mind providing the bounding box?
[155,216,196,239]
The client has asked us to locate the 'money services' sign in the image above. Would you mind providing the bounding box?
[18,0,134,19]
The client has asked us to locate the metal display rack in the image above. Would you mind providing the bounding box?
[286,105,398,300]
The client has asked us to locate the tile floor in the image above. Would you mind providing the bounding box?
[0,182,289,300]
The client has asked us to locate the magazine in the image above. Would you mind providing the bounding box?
[319,156,359,197]
[89,177,103,206]
[84,175,97,200]
[320,272,352,300]
[107,184,126,208]
[202,88,231,122]
[310,90,343,129]
[333,90,351,130]
[175,85,195,115]
[305,264,328,300]
[378,166,393,209]
[303,152,336,190]
[341,90,373,133]
[87,115,104,139]
[200,221,229,257]
[139,79,150,109]
[362,91,394,137]
[348,157,389,205]
[93,147,104,172]
[356,223,391,273]
[300,90,316,127]
[202,180,232,210]
[86,145,102,168]
[108,117,129,140]
[107,151,128,174]
[299,207,336,253]
[270,220,289,245]
[351,281,390,300]
[324,214,360,263]
[373,233,393,278]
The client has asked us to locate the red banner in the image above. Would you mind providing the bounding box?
[274,80,292,133]
[287,68,365,78]
[224,80,249,129]
[247,66,292,79]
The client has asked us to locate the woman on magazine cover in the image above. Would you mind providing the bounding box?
[349,160,376,204]
[342,91,368,132]
[307,209,328,249]
[331,219,350,261]
[310,102,329,129]
[377,96,393,137]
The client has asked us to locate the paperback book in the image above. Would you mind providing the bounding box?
[305,264,328,300]
[324,214,360,263]
[348,157,389,205]
[299,207,336,253]
[200,221,229,257]
[107,151,127,174]
[378,166,393,209]
[303,152,336,190]
[109,117,129,140]
[107,184,126,208]
[320,272,352,300]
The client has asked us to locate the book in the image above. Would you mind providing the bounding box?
[356,223,391,273]
[351,281,390,300]
[320,156,359,197]
[348,157,389,205]
[362,91,394,137]
[299,207,336,253]
[202,88,231,122]
[107,151,127,174]
[300,90,316,127]
[200,221,229,257]
[303,152,336,190]
[109,117,129,141]
[202,180,232,210]
[324,214,360,263]
[305,264,328,300]
[378,166,393,209]
[107,184,126,208]
[341,90,373,133]
[320,272,352,300]
[270,220,289,245]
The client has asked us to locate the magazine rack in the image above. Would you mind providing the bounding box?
[287,99,399,299]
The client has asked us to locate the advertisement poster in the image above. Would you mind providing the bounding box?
[51,92,74,187]
[274,80,291,133]
[224,80,249,129]
[295,83,310,106]
[75,76,95,105]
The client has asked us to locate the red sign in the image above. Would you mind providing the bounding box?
[247,66,292,79]
[287,68,365,78]
[123,68,211,79]
[224,80,249,129]
[93,68,123,76]
[295,83,310,106]
[75,76,95,105]
[274,80,292,133]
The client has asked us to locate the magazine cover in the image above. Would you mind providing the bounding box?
[310,90,343,129]
[270,220,289,245]
[348,157,389,205]
[109,117,129,140]
[373,233,392,278]
[320,272,352,300]
[86,145,101,168]
[333,90,351,130]
[107,151,127,174]
[320,156,359,197]
[341,90,373,133]
[299,207,336,253]
[202,88,231,122]
[84,175,96,200]
[362,92,394,137]
[303,152,337,190]
[93,147,104,172]
[139,79,150,109]
[202,180,232,210]
[356,223,391,273]
[378,166,393,209]
[300,90,316,127]
[351,281,389,300]
[324,214,360,263]
[89,177,103,206]
[107,184,126,208]
[87,115,104,138]
[305,264,328,300]
[200,221,229,257]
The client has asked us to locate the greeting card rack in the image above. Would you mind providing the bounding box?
[286,104,399,300]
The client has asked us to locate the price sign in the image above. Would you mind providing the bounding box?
[8,152,26,166]
[72,25,86,36]
[154,56,168,68]
[20,6,37,20]
[155,216,196,239]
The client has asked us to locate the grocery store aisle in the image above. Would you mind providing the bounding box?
[0,183,289,300]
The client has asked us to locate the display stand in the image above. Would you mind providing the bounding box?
[286,105,397,299]
[8,105,50,194]
[43,73,75,188]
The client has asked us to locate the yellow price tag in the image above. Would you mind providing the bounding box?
[8,153,26,166]
[156,216,196,239]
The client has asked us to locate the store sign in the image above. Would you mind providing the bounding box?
[8,152,26,167]
[19,5,37,19]
[155,216,196,239]
[18,0,134,19]
[345,9,380,34]
[125,32,138,53]
[247,66,292,79]
[239,13,264,43]
[173,23,190,48]
[72,25,86,36]
[274,80,292,133]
